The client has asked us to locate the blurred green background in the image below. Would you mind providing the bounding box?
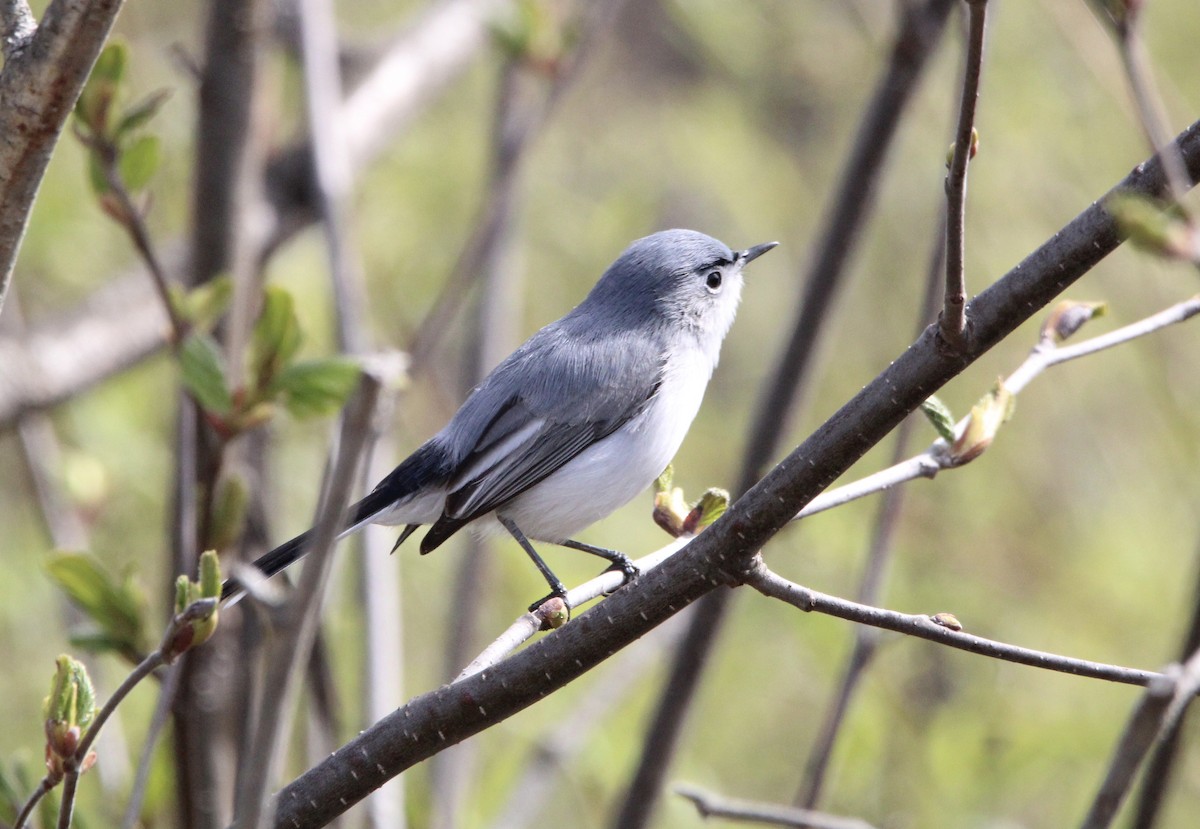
[3,0,1200,827]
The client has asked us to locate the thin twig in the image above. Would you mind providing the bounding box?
[794,295,1200,521]
[746,560,1168,688]
[1080,648,1200,829]
[796,212,947,809]
[940,0,988,351]
[676,784,878,829]
[233,374,381,829]
[13,778,53,829]
[457,538,688,680]
[120,662,184,829]
[1114,15,1192,207]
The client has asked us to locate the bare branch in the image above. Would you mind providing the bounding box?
[0,267,176,430]
[676,784,878,829]
[795,295,1200,521]
[267,118,1200,829]
[0,0,126,314]
[1080,649,1200,829]
[746,560,1165,688]
[233,373,381,829]
[940,0,988,350]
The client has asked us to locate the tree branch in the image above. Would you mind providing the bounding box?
[940,0,988,350]
[676,784,878,829]
[0,0,126,315]
[268,114,1200,829]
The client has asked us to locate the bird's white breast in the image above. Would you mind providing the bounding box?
[499,342,716,543]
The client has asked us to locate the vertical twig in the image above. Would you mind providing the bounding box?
[1080,649,1200,829]
[1131,534,1200,829]
[0,0,35,60]
[232,375,381,829]
[613,4,956,826]
[796,212,946,808]
[940,0,988,351]
[174,1,272,826]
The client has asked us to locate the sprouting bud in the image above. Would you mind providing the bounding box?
[930,612,963,631]
[945,128,980,168]
[43,656,98,778]
[537,597,570,630]
[653,465,691,538]
[920,396,957,442]
[681,488,730,535]
[1040,301,1108,345]
[163,552,222,661]
[950,380,1014,465]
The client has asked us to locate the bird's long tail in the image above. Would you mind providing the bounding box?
[219,440,451,602]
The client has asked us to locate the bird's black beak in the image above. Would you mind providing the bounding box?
[738,241,779,266]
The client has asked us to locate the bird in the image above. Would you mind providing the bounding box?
[222,229,777,608]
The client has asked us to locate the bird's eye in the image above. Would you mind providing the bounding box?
[704,270,722,293]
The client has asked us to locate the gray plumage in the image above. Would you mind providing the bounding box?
[224,229,776,603]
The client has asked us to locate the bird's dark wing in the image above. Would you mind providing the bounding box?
[419,322,665,552]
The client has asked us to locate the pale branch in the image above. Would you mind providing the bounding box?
[0,0,126,315]
[795,295,1200,521]
[0,0,35,60]
[1114,14,1192,208]
[0,263,178,431]
[232,374,381,829]
[268,122,1200,829]
[940,0,988,350]
[675,784,878,829]
[1080,648,1200,829]
[745,561,1168,688]
[456,538,689,681]
[262,0,517,246]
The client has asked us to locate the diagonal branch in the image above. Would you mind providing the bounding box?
[268,114,1200,829]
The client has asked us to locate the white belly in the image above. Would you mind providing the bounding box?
[496,344,715,542]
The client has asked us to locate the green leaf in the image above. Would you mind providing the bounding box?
[118,134,160,192]
[249,287,303,389]
[92,41,128,86]
[920,395,957,442]
[174,274,233,331]
[116,89,171,139]
[75,42,128,133]
[179,333,232,415]
[45,553,147,658]
[274,358,361,419]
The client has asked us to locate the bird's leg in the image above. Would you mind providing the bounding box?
[497,515,570,611]
[559,539,640,585]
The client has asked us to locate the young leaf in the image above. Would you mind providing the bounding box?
[274,358,361,419]
[174,274,233,331]
[75,42,128,134]
[180,333,233,415]
[118,134,161,192]
[920,395,957,442]
[249,287,303,389]
[116,89,171,139]
[45,553,147,658]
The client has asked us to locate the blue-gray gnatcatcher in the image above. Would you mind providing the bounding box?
[224,229,776,607]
